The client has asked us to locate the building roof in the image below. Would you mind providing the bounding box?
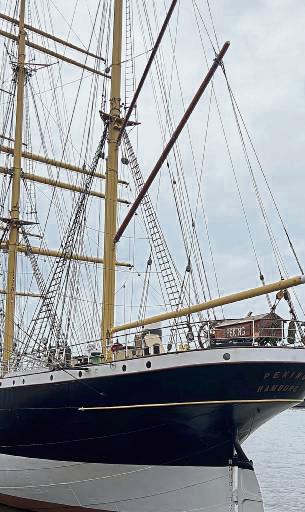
[215,312,282,328]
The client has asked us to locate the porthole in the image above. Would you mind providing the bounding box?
[122,365,127,372]
[79,371,83,378]
[50,374,54,381]
[146,361,151,369]
[22,379,25,385]
[12,380,15,385]
[223,353,231,361]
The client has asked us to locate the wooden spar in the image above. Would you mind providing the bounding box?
[0,242,132,267]
[0,11,106,62]
[101,0,123,350]
[118,0,178,143]
[0,167,129,204]
[0,144,129,185]
[0,28,109,78]
[114,41,230,244]
[111,275,305,334]
[2,0,26,370]
[0,289,42,298]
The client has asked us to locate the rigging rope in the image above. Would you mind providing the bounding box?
[20,122,108,359]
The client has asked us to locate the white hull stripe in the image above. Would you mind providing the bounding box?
[79,397,301,411]
[2,347,305,389]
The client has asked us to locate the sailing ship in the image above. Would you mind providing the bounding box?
[0,1,305,511]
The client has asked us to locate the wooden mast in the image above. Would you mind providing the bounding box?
[101,0,123,351]
[3,0,26,369]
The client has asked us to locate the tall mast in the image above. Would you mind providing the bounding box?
[101,0,123,350]
[2,0,26,369]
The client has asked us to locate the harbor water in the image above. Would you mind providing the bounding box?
[245,408,305,511]
[0,409,303,512]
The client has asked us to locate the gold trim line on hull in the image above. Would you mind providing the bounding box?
[79,398,301,411]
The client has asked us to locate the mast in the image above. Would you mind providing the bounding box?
[2,0,26,369]
[101,0,123,350]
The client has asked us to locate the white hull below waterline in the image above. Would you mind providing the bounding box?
[0,454,263,512]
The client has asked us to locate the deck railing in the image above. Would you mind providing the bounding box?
[1,318,304,374]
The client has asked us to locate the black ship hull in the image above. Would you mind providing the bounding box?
[0,347,304,511]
